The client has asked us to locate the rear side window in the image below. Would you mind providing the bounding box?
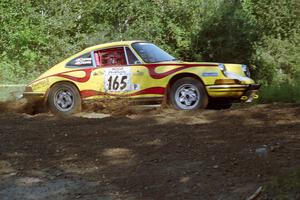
[94,47,126,67]
[66,53,93,67]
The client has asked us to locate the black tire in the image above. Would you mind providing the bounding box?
[169,77,208,110]
[47,82,81,115]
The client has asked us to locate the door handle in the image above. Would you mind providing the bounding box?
[93,71,103,76]
[134,71,144,76]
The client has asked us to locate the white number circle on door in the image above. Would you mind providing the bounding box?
[104,67,131,92]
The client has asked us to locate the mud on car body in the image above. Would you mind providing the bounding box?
[23,41,260,115]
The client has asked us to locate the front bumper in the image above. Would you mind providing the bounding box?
[206,84,261,102]
[240,84,261,102]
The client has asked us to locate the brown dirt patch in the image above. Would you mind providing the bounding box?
[0,103,299,199]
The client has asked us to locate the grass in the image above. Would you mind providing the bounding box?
[258,82,300,104]
[0,85,25,102]
[265,167,300,200]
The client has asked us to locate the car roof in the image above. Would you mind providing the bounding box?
[84,40,147,51]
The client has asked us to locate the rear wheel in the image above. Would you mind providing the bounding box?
[48,82,81,115]
[169,77,208,110]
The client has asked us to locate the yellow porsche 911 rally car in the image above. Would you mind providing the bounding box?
[23,41,260,115]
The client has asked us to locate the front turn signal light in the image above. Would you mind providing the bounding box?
[214,79,240,85]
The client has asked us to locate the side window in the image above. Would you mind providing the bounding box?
[95,47,126,67]
[66,53,93,67]
[125,47,141,65]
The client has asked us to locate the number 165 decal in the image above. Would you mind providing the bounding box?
[104,67,131,92]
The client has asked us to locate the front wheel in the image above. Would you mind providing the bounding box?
[47,82,82,115]
[169,77,208,110]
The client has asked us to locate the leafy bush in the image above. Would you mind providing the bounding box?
[0,85,25,101]
[242,0,300,84]
[0,0,299,92]
[259,81,300,104]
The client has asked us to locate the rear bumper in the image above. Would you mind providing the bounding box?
[22,92,45,100]
[206,84,261,102]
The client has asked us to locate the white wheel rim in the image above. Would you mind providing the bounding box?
[175,84,200,110]
[53,89,75,112]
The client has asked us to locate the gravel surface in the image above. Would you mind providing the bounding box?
[0,103,299,199]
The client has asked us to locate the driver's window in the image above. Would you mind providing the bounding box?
[94,47,126,67]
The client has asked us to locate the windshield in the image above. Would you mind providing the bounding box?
[132,42,176,63]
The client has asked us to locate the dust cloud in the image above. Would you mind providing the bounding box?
[0,98,46,115]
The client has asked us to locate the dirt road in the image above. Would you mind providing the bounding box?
[0,103,299,199]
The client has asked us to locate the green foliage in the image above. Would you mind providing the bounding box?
[0,85,24,101]
[0,0,299,90]
[241,0,300,84]
[259,81,300,104]
[242,0,299,40]
[192,0,258,64]
[252,36,300,85]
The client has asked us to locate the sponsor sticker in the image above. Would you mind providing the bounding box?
[74,57,92,65]
[202,72,219,77]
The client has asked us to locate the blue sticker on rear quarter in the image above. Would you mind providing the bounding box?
[202,72,219,77]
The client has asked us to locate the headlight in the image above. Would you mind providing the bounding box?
[242,64,251,77]
[218,63,226,72]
